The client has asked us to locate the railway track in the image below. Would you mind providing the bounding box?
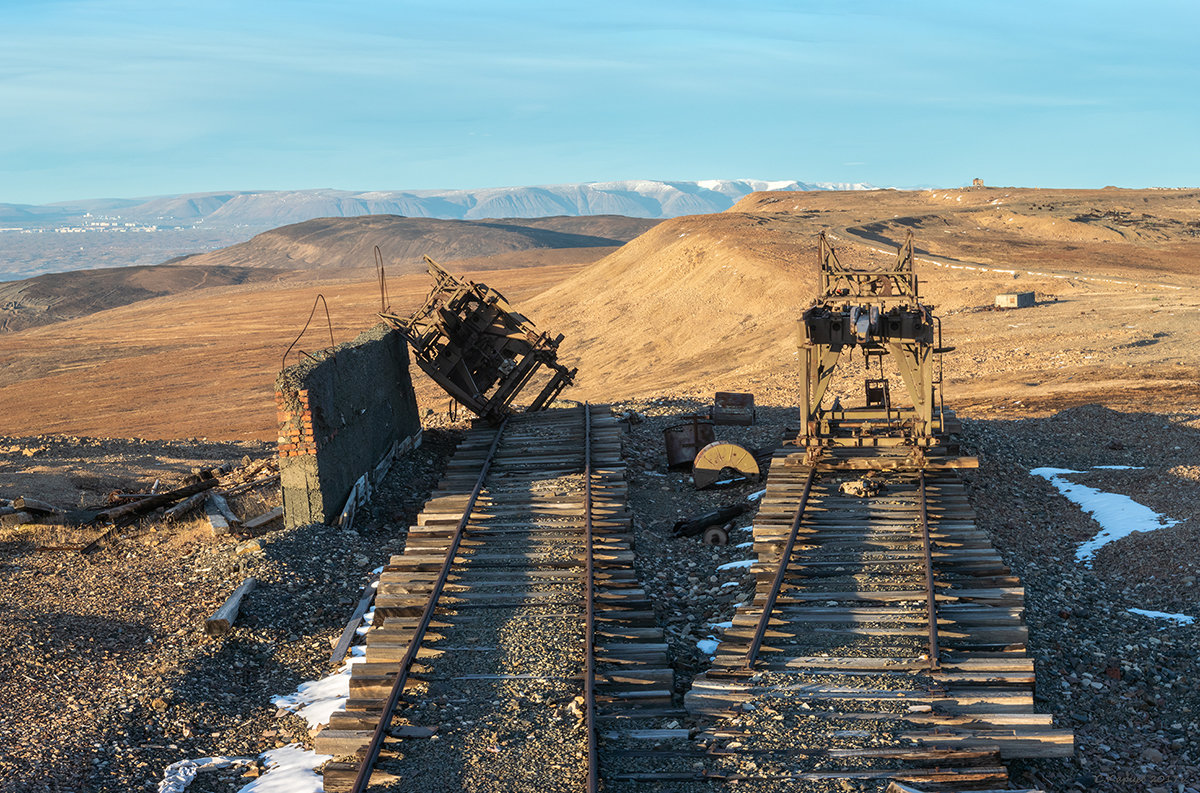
[318,405,672,792]
[670,443,1074,791]
[312,405,1068,792]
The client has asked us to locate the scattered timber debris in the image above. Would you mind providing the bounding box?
[0,511,33,529]
[242,506,283,532]
[14,496,65,516]
[96,478,220,525]
[204,493,237,536]
[15,456,282,554]
[379,256,576,423]
[205,578,257,638]
[163,491,209,522]
[330,572,380,664]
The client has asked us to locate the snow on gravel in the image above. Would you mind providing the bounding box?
[1031,466,1180,565]
[272,645,367,729]
[160,579,385,791]
[717,558,755,570]
[158,756,255,793]
[1128,607,1196,626]
[237,744,331,793]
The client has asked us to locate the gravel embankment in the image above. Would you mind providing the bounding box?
[0,427,461,793]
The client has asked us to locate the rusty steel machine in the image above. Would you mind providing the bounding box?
[380,257,576,423]
[797,231,954,451]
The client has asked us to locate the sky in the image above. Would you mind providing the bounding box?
[2,0,1198,204]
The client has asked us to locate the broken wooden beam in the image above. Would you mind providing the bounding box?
[219,472,280,498]
[242,507,283,532]
[331,573,379,664]
[14,497,65,515]
[205,496,233,536]
[672,502,750,538]
[205,578,257,638]
[163,491,208,522]
[208,493,240,525]
[95,478,218,524]
[0,511,33,529]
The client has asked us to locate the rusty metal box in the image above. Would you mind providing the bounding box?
[712,392,756,426]
[994,292,1035,309]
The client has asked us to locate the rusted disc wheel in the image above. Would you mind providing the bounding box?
[693,441,760,489]
[703,526,729,545]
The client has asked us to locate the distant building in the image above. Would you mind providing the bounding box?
[972,177,984,187]
[995,292,1035,309]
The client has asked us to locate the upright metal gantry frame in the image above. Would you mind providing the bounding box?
[798,231,949,448]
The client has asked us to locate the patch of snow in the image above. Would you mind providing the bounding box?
[696,637,719,656]
[721,581,739,588]
[159,756,254,793]
[718,559,755,570]
[1128,608,1195,625]
[355,609,375,636]
[736,540,754,548]
[709,620,733,630]
[158,590,380,792]
[1031,467,1179,565]
[238,744,332,793]
[272,645,367,729]
[748,489,767,501]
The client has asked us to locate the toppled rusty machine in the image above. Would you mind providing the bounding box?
[380,257,576,423]
[798,231,954,450]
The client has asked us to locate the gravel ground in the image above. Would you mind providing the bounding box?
[4,398,1198,792]
[0,425,462,793]
[960,405,1200,792]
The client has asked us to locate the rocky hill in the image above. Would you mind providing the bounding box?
[0,265,281,333]
[171,214,657,271]
[0,215,657,331]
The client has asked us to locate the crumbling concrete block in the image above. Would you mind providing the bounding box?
[275,324,421,528]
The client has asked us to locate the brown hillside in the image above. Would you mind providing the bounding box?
[1,187,1198,441]
[0,263,588,440]
[523,212,820,396]
[173,215,658,272]
[527,188,1200,410]
[0,264,286,333]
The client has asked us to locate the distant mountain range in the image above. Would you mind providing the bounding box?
[0,179,876,227]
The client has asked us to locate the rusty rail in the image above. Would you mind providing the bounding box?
[583,403,598,792]
[348,416,510,793]
[741,464,817,671]
[918,471,941,669]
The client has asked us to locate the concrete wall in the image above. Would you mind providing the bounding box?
[275,323,421,528]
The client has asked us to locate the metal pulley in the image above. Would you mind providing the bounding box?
[692,441,760,489]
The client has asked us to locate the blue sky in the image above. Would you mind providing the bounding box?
[2,0,1198,203]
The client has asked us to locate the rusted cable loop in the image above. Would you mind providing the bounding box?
[281,293,336,370]
[374,245,389,313]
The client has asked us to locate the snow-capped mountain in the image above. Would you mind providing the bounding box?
[3,179,876,227]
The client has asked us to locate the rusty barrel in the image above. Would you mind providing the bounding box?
[663,415,715,470]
